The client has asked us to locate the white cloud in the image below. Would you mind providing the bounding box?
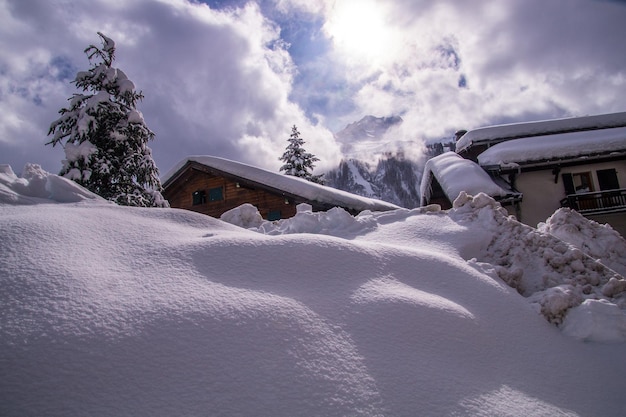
[0,0,340,175]
[1,0,625,176]
[282,0,626,143]
[272,0,329,15]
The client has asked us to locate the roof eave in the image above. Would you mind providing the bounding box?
[481,150,626,174]
[456,111,626,153]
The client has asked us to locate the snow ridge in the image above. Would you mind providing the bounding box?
[2,165,626,416]
[450,192,626,332]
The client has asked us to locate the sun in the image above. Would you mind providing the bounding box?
[323,0,392,62]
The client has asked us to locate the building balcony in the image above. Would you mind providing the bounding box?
[560,188,626,215]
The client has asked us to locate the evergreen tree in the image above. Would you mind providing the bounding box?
[279,125,324,184]
[47,32,167,207]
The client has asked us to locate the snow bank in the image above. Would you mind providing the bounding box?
[2,166,626,416]
[538,208,626,277]
[561,299,626,342]
[220,202,265,228]
[0,163,106,205]
[222,195,626,342]
[449,192,626,333]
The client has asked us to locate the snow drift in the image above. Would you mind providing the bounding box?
[1,165,626,417]
[0,163,105,204]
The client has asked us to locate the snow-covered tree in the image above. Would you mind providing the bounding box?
[279,125,324,184]
[47,32,168,207]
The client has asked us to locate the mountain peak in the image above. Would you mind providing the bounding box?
[336,115,403,141]
[334,115,404,158]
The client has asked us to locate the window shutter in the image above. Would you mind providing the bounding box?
[597,169,620,191]
[562,173,575,195]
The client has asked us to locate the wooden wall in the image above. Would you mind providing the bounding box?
[163,167,298,220]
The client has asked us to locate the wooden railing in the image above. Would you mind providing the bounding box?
[560,189,626,214]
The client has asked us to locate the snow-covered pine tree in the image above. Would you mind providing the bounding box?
[279,125,324,184]
[47,32,168,207]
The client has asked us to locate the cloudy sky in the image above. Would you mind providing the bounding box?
[2,0,626,176]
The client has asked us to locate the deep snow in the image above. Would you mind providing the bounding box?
[2,164,626,417]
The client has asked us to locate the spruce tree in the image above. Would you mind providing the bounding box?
[279,125,324,184]
[47,32,167,207]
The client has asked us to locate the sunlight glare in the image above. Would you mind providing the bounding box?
[324,0,392,62]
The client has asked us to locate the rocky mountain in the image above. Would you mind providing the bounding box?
[324,156,423,209]
[324,116,424,208]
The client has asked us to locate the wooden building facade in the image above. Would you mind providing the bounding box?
[162,157,399,220]
[162,162,294,219]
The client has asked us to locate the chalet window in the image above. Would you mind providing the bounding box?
[192,190,206,205]
[267,210,281,221]
[572,172,593,193]
[208,187,224,202]
[597,169,620,191]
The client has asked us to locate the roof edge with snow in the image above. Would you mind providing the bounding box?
[456,111,626,154]
[477,126,626,171]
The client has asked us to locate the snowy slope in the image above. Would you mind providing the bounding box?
[2,165,626,417]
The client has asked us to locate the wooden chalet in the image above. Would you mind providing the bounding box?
[161,156,399,220]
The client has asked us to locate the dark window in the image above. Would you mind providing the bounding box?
[267,210,281,221]
[192,190,206,205]
[597,169,620,191]
[208,187,223,202]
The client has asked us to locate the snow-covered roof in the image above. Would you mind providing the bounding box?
[420,152,515,204]
[478,126,626,168]
[163,155,400,212]
[456,111,626,154]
